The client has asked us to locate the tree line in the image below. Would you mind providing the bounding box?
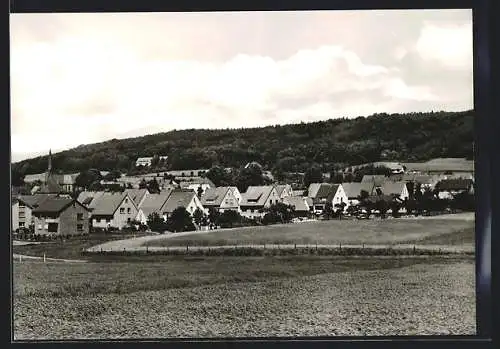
[12,110,473,178]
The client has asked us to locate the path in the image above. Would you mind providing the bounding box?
[13,254,87,263]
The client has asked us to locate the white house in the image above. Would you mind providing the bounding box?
[135,155,168,167]
[201,187,241,213]
[160,189,205,220]
[90,192,139,230]
[11,194,57,231]
[179,177,215,196]
[328,184,349,210]
[240,186,280,219]
[379,181,410,201]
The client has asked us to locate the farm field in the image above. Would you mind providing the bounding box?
[13,256,475,339]
[143,217,475,248]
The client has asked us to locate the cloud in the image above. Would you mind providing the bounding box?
[415,21,473,70]
[10,11,473,161]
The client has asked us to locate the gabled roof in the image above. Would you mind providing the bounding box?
[91,192,136,217]
[435,178,473,191]
[17,194,56,209]
[179,177,215,188]
[77,191,106,209]
[326,184,342,202]
[32,197,88,215]
[283,196,310,212]
[201,187,231,206]
[240,186,275,207]
[380,181,407,196]
[124,189,149,206]
[307,183,323,198]
[38,173,64,194]
[341,182,376,199]
[275,184,291,197]
[139,190,173,218]
[160,189,197,214]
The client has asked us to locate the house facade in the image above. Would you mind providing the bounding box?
[32,197,90,236]
[240,186,280,219]
[160,189,206,220]
[283,196,311,217]
[275,184,293,202]
[201,187,241,213]
[90,192,139,230]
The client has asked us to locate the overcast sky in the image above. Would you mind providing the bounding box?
[10,10,473,162]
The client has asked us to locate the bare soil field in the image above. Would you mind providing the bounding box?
[13,256,475,339]
[143,217,474,248]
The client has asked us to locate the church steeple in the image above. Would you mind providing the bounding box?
[48,149,52,173]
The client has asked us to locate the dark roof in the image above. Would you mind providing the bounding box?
[139,190,173,218]
[341,182,375,199]
[240,186,275,207]
[283,196,310,212]
[38,173,64,194]
[124,189,149,205]
[435,178,473,191]
[160,189,197,213]
[201,187,230,206]
[32,197,87,215]
[91,192,133,216]
[17,194,56,209]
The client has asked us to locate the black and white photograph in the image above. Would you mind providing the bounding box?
[10,9,476,340]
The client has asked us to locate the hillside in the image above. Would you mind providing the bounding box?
[12,110,474,176]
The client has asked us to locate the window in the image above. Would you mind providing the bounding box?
[19,222,25,227]
[77,213,84,221]
[125,198,129,203]
[48,223,58,232]
[127,218,131,223]
[19,203,25,208]
[251,209,254,213]
[106,218,111,223]
[19,212,25,219]
[37,224,42,229]
[127,208,131,214]
[77,224,83,232]
[120,208,125,214]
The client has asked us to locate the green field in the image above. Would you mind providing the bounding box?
[143,218,475,247]
[13,256,475,339]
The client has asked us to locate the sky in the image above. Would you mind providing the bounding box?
[10,10,473,162]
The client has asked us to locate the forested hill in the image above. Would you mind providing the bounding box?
[13,110,474,176]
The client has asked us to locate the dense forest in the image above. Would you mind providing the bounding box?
[12,110,474,177]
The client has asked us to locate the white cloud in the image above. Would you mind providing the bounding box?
[10,11,474,161]
[415,21,473,69]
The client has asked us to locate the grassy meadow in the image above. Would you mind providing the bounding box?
[143,218,475,248]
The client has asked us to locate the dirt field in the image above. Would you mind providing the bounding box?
[143,217,475,248]
[13,256,475,339]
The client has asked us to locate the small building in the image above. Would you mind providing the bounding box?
[90,192,140,230]
[240,186,280,219]
[283,196,310,217]
[341,182,376,206]
[307,183,348,213]
[201,187,241,213]
[435,178,474,199]
[378,181,410,201]
[160,189,205,220]
[137,190,173,224]
[11,194,58,231]
[32,197,90,236]
[179,177,215,196]
[135,155,168,167]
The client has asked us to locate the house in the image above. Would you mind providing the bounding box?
[160,189,205,220]
[435,178,474,199]
[341,182,376,206]
[135,155,168,167]
[32,197,90,236]
[378,181,410,201]
[12,194,59,231]
[137,190,173,224]
[240,186,280,219]
[201,187,241,213]
[275,184,293,202]
[283,196,310,217]
[179,177,215,196]
[90,192,140,230]
[307,183,348,213]
[124,189,150,207]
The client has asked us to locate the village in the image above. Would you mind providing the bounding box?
[11,151,475,240]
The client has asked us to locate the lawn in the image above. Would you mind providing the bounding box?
[13,256,475,339]
[143,218,475,248]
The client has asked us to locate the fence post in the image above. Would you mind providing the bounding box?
[316,243,318,251]
[413,245,416,254]
[19,255,22,262]
[43,253,46,263]
[294,243,297,250]
[362,243,365,250]
[339,242,342,252]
